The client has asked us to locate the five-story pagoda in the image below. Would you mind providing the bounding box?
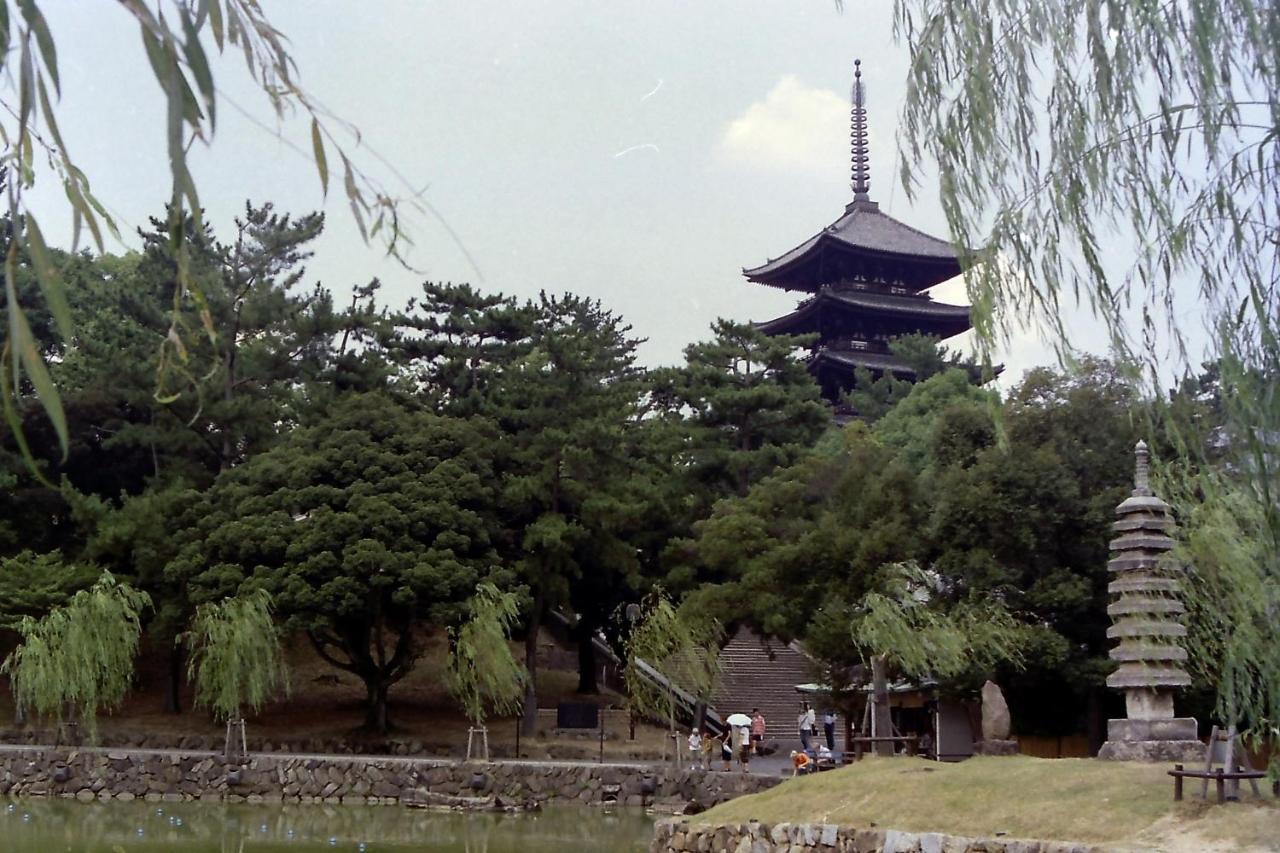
[745,60,971,410]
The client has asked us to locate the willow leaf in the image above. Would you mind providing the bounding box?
[18,0,57,94]
[311,118,328,197]
[23,216,72,341]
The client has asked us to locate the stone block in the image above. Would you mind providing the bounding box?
[884,830,920,852]
[1097,739,1205,762]
[854,829,886,853]
[1104,717,1197,742]
[919,833,944,853]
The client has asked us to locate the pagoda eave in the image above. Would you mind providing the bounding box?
[754,288,971,338]
[812,348,917,379]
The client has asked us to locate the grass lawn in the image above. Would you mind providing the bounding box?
[695,756,1279,851]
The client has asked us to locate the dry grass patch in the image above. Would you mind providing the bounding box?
[696,756,1278,850]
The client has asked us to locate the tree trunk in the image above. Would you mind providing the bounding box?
[871,655,893,756]
[163,644,184,714]
[521,593,544,736]
[364,679,391,734]
[575,618,599,695]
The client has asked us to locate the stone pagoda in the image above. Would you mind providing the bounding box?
[1098,440,1202,761]
[744,60,972,412]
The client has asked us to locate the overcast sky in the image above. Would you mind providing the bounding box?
[28,0,1104,378]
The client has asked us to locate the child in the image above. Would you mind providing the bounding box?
[700,728,718,770]
[790,749,812,777]
[720,730,734,771]
[687,729,702,767]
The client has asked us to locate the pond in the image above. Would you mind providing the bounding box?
[2,799,655,852]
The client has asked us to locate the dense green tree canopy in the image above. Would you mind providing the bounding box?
[169,392,500,732]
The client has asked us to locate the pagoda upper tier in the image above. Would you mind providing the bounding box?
[743,197,963,292]
[744,58,974,409]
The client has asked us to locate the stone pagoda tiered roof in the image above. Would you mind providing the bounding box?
[1105,441,1192,692]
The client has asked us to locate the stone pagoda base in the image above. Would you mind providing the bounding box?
[1098,717,1203,762]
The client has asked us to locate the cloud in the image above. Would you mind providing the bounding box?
[718,76,847,177]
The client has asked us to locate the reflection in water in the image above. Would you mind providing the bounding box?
[2,799,654,852]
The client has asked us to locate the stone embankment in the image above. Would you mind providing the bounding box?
[0,728,654,760]
[0,747,777,807]
[651,820,1101,853]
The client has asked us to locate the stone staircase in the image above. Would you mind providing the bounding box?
[712,627,822,747]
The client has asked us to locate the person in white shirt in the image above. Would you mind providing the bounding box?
[687,728,703,767]
[799,702,816,750]
[738,725,752,771]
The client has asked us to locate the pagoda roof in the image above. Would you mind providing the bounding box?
[755,287,970,336]
[813,348,917,378]
[744,199,963,291]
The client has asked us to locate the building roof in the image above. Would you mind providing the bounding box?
[813,348,918,378]
[743,60,964,293]
[755,287,971,336]
[744,200,962,291]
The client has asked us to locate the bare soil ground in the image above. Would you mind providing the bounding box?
[0,632,675,762]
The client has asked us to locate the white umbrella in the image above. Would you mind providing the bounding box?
[725,713,752,727]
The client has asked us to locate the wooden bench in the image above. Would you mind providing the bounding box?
[1169,763,1277,803]
[849,732,921,758]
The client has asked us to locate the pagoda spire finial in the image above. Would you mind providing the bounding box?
[850,59,871,202]
[1133,439,1152,496]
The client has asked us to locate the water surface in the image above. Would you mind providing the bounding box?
[2,799,654,852]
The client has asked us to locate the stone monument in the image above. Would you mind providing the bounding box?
[974,680,1019,755]
[1098,441,1202,761]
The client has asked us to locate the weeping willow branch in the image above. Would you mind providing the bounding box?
[180,588,289,722]
[893,0,1279,744]
[0,571,150,742]
[0,0,436,473]
[446,583,526,728]
[850,562,1025,683]
[622,593,723,726]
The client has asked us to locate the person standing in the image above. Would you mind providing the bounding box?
[701,729,718,769]
[797,702,813,751]
[823,709,836,751]
[738,724,752,772]
[687,729,703,768]
[720,730,734,771]
[750,708,766,754]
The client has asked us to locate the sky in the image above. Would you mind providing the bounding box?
[25,0,1101,379]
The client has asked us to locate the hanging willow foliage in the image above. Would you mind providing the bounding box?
[446,583,526,728]
[891,0,1278,747]
[1,571,150,741]
[0,0,444,475]
[850,563,1024,682]
[622,593,723,726]
[181,588,289,722]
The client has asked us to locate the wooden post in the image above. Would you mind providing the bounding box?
[1215,768,1226,804]
[1223,724,1238,801]
[1201,725,1218,799]
[1173,764,1184,801]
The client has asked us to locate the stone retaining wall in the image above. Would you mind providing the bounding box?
[0,748,777,808]
[0,728,662,761]
[651,820,1103,853]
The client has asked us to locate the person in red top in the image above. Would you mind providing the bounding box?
[790,750,811,776]
[750,708,766,754]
